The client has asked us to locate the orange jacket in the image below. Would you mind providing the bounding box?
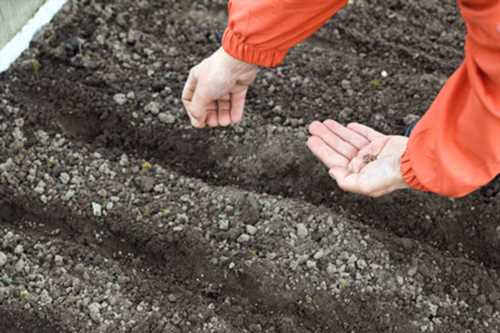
[222,0,500,197]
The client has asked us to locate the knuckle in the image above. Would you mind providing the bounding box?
[346,150,357,160]
[189,67,198,77]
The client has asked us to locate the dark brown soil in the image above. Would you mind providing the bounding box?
[0,307,65,333]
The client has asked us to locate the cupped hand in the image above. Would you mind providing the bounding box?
[307,120,409,197]
[182,48,258,128]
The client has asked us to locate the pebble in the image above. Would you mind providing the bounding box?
[489,292,500,303]
[88,302,102,323]
[119,154,129,166]
[39,290,53,305]
[14,245,23,254]
[326,263,336,275]
[313,250,325,260]
[154,184,164,193]
[218,219,229,230]
[167,294,177,303]
[249,323,263,332]
[34,181,45,194]
[15,259,25,272]
[113,93,127,105]
[54,255,64,266]
[145,101,160,115]
[0,252,7,267]
[306,260,317,269]
[63,190,75,201]
[396,276,404,285]
[158,112,176,124]
[403,114,420,126]
[59,172,70,184]
[92,202,103,217]
[495,300,500,312]
[237,233,250,243]
[356,259,367,270]
[296,223,308,238]
[408,265,418,277]
[246,225,257,235]
[481,305,493,317]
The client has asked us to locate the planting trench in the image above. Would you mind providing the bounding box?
[8,66,500,267]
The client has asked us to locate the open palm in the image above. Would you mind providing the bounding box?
[307,120,409,197]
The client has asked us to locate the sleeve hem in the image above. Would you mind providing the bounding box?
[400,150,429,192]
[222,28,288,68]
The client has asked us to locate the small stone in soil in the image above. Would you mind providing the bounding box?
[218,220,229,230]
[158,112,176,124]
[113,93,127,105]
[297,223,308,238]
[0,252,7,267]
[237,233,251,243]
[14,245,23,254]
[246,225,257,235]
[145,101,160,115]
[92,202,103,217]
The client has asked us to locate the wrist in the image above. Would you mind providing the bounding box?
[217,47,257,74]
[396,168,410,190]
[393,156,410,191]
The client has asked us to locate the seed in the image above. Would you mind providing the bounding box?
[363,154,377,164]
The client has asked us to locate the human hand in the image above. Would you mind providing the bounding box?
[307,120,409,197]
[182,48,258,128]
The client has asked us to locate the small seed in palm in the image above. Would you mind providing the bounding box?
[363,154,377,164]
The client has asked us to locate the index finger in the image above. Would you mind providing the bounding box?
[324,120,370,150]
[347,123,384,142]
[182,70,197,104]
[230,87,248,124]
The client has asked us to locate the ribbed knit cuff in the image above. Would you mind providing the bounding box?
[400,150,429,192]
[222,28,287,68]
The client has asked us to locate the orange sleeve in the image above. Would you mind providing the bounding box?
[222,0,348,67]
[401,0,500,197]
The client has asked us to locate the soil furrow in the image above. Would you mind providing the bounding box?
[8,70,500,269]
[0,186,362,332]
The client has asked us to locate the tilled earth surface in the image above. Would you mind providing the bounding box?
[1,0,500,332]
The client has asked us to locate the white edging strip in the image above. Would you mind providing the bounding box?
[0,0,67,73]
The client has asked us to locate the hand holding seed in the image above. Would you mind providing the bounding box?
[307,120,410,197]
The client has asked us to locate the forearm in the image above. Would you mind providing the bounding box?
[222,0,348,67]
[400,0,500,197]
